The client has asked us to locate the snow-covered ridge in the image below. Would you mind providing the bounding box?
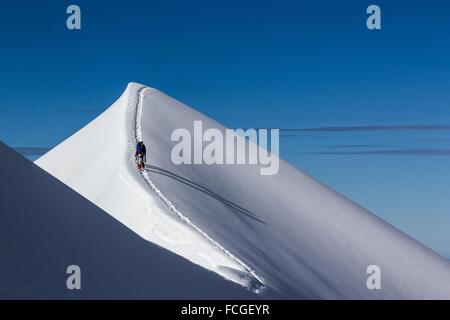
[36,83,262,291]
[134,86,264,290]
[0,141,255,299]
[37,83,450,299]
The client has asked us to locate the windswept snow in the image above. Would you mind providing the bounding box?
[35,83,263,291]
[36,83,450,299]
[135,87,264,289]
[0,141,255,299]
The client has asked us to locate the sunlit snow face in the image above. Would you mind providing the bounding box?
[170,121,280,176]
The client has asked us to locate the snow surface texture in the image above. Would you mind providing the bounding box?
[35,83,262,292]
[36,83,450,299]
[0,141,255,299]
[135,87,264,291]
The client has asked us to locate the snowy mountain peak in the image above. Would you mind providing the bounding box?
[36,83,450,299]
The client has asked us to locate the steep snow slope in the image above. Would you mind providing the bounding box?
[37,83,450,299]
[0,141,256,299]
[35,83,262,291]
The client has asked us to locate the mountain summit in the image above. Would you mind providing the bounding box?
[36,83,450,299]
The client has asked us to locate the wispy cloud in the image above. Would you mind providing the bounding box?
[257,124,450,156]
[323,144,389,149]
[280,125,450,132]
[300,148,450,156]
[280,133,348,140]
[50,109,105,114]
[14,147,50,156]
[410,138,450,142]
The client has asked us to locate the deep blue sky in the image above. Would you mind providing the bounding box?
[1,0,450,257]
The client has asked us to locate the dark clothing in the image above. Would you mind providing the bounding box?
[136,143,146,157]
[136,142,147,168]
